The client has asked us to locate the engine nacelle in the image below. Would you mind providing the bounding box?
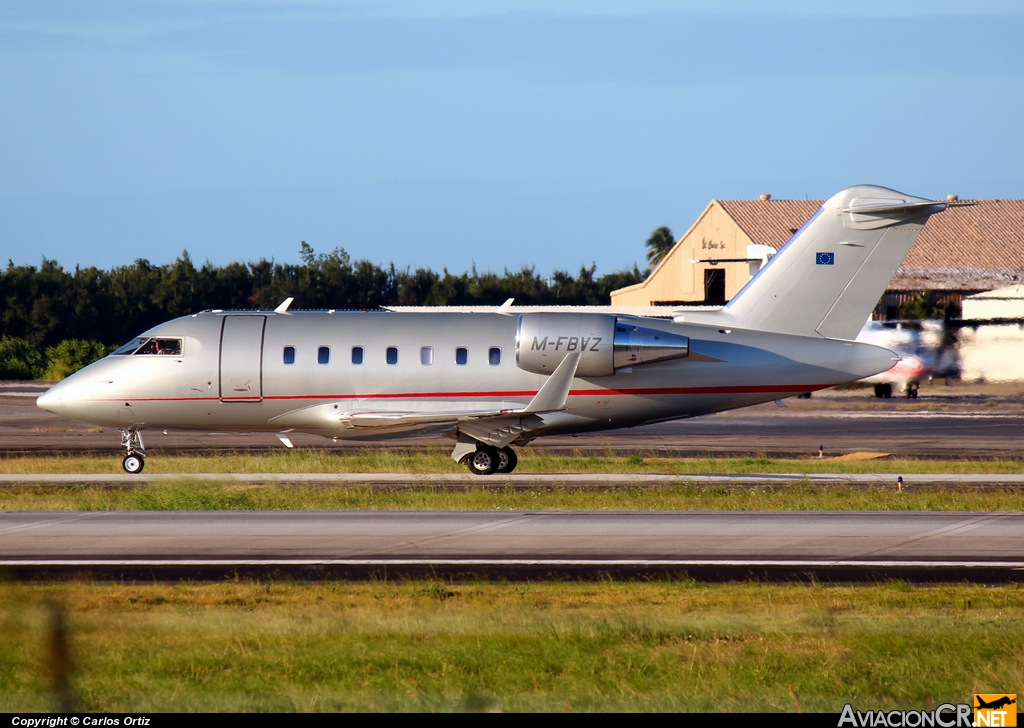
[515,313,689,377]
[515,312,616,376]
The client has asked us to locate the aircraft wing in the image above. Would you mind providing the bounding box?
[267,352,581,446]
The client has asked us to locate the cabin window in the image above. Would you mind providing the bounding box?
[351,346,363,365]
[386,346,398,365]
[489,347,501,366]
[318,346,330,365]
[113,337,182,356]
[420,346,433,366]
[455,347,468,366]
[283,346,295,365]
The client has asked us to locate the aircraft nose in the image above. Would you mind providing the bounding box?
[35,367,127,428]
[36,383,65,415]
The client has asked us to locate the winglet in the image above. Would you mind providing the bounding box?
[274,297,294,314]
[521,351,580,413]
[496,298,515,315]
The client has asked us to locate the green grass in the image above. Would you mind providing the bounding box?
[3,449,1024,475]
[4,450,1023,512]
[2,580,1021,712]
[3,450,1021,713]
[2,481,1023,512]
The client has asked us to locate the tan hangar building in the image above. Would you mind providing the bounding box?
[611,193,1024,319]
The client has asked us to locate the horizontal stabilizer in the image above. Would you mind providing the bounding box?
[841,199,975,215]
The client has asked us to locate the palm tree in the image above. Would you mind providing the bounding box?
[645,226,675,269]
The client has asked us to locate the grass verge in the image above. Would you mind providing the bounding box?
[2,580,1021,712]
[2,449,1024,475]
[2,481,1023,511]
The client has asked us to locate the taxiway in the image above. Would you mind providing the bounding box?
[6,380,1024,458]
[2,510,1022,582]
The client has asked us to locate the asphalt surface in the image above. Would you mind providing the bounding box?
[3,511,1022,582]
[7,379,1024,459]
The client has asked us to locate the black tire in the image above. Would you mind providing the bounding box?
[122,454,145,474]
[496,447,518,473]
[465,447,496,475]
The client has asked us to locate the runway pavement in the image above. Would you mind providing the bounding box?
[2,510,1022,582]
[6,380,1024,459]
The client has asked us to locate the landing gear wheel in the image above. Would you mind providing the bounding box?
[465,447,497,475]
[122,453,145,474]
[496,447,518,473]
[119,428,147,472]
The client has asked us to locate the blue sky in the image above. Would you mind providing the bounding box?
[2,1,1023,277]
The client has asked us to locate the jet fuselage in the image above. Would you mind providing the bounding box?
[38,309,895,439]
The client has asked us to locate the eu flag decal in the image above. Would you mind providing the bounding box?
[815,252,835,265]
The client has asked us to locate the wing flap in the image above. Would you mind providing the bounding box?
[457,414,544,448]
[268,403,548,440]
[269,403,498,435]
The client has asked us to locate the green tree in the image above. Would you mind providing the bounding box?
[395,267,440,305]
[0,337,44,379]
[645,226,675,270]
[596,264,645,299]
[0,241,649,348]
[42,340,113,381]
[898,291,950,320]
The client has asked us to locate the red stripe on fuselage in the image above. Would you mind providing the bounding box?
[89,383,834,403]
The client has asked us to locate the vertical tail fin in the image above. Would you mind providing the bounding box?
[721,185,954,340]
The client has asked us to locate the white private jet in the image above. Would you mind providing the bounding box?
[37,185,957,474]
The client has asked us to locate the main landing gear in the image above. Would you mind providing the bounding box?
[873,382,919,399]
[463,445,519,475]
[120,428,146,474]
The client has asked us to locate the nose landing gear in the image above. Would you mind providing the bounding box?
[120,428,146,474]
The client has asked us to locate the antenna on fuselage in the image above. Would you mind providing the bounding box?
[274,297,294,314]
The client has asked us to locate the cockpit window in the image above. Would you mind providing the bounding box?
[112,338,149,355]
[112,337,182,356]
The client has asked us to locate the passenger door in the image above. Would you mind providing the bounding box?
[219,315,266,402]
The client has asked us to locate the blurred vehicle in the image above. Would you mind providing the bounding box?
[857,320,939,398]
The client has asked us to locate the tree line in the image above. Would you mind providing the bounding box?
[0,244,645,378]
